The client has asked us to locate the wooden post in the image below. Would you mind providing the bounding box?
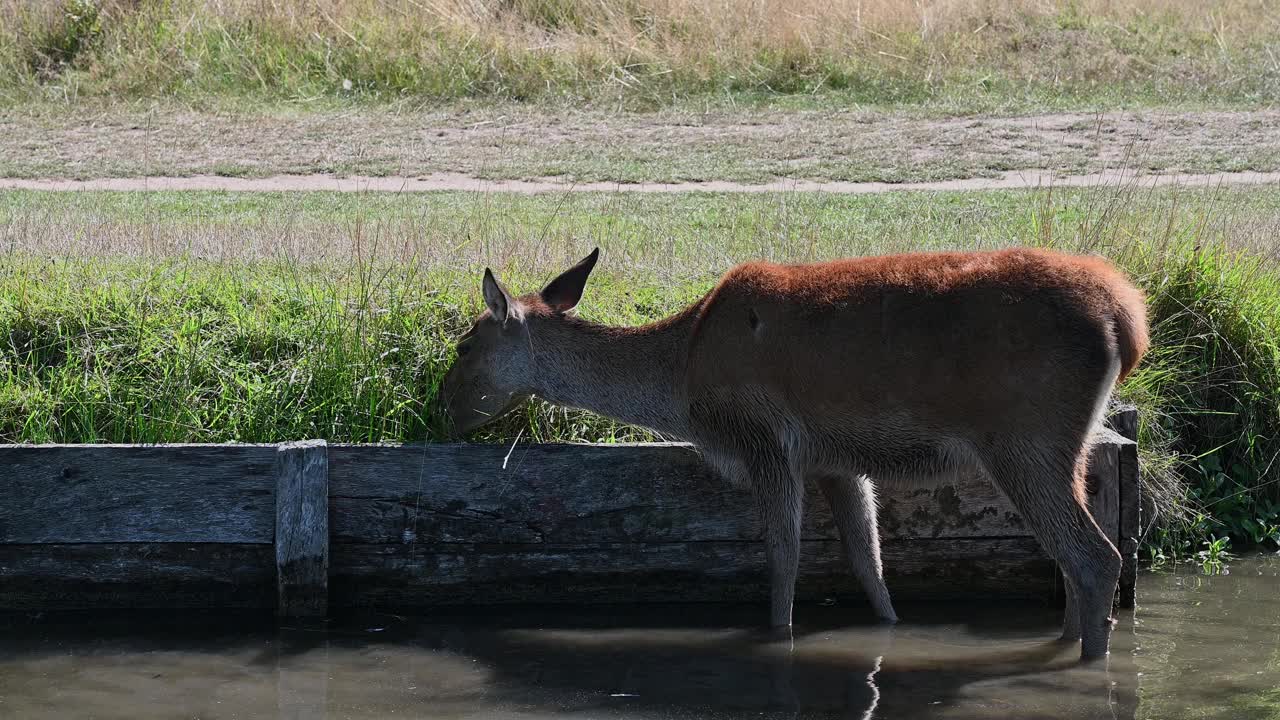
[1107,402,1139,443]
[1085,435,1121,546]
[1081,429,1135,611]
[1105,405,1141,609]
[276,440,329,617]
[1116,436,1140,608]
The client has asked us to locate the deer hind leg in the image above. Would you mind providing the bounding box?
[816,474,898,623]
[749,455,805,629]
[982,441,1120,660]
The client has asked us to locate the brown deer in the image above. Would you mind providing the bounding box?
[440,247,1149,661]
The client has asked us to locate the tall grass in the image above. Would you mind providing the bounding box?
[2,0,1278,109]
[2,183,1279,554]
[0,258,686,445]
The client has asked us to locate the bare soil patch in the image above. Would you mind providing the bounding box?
[2,107,1278,187]
[4,170,1280,194]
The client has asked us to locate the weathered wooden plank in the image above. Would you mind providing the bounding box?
[0,444,277,543]
[329,538,1058,607]
[0,433,1128,611]
[329,443,732,545]
[330,439,1123,546]
[1116,435,1141,609]
[276,440,329,617]
[1084,433,1120,545]
[877,480,1027,539]
[0,539,1056,610]
[1107,403,1139,442]
[0,544,274,609]
[329,444,1038,545]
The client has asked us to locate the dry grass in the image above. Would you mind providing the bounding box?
[2,0,1278,108]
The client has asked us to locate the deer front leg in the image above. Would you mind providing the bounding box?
[751,459,805,628]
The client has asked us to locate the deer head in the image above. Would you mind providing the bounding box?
[440,248,600,436]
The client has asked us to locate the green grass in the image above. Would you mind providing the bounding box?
[2,184,1280,555]
[2,0,1278,113]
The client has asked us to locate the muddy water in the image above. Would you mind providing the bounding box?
[2,556,1277,719]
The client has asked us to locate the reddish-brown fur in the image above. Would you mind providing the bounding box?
[695,248,1147,380]
[442,247,1149,662]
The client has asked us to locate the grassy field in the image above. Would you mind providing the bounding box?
[2,0,1278,113]
[3,183,1279,556]
[3,0,1280,563]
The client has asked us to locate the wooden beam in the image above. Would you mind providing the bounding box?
[1116,435,1141,609]
[0,444,276,543]
[0,430,1133,611]
[1085,431,1121,544]
[0,543,274,609]
[1085,427,1139,609]
[329,537,1059,608]
[328,443,1032,546]
[1107,402,1139,442]
[275,440,329,617]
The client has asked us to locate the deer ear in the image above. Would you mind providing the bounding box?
[482,268,511,324]
[541,248,600,314]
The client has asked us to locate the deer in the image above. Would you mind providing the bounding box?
[440,246,1149,661]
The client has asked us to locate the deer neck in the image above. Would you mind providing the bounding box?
[528,307,697,439]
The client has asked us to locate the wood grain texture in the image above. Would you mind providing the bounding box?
[1084,437,1120,546]
[276,440,329,617]
[1116,436,1141,609]
[329,438,1120,546]
[329,538,1058,607]
[328,443,1056,546]
[0,444,276,543]
[0,543,274,609]
[1107,403,1139,442]
[0,431,1130,610]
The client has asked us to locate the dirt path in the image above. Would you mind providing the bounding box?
[4,169,1280,194]
[3,107,1278,187]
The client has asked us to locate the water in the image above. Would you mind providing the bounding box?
[2,555,1277,719]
